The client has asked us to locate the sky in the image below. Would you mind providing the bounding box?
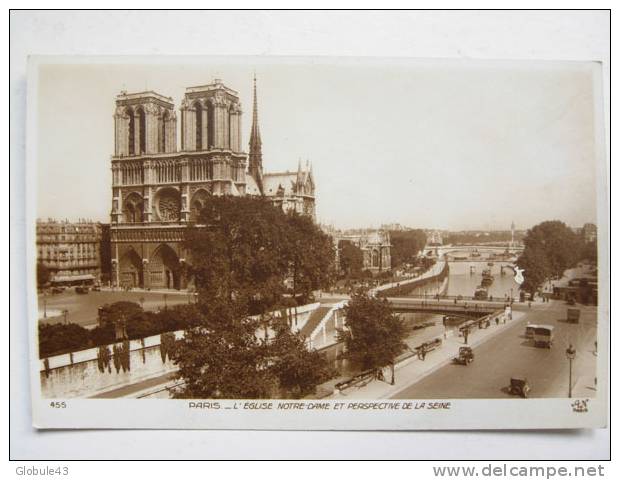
[35,57,602,231]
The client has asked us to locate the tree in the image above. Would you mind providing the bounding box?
[516,220,582,293]
[175,196,337,398]
[186,196,335,314]
[285,212,335,302]
[524,221,580,277]
[338,240,364,278]
[338,292,408,384]
[37,262,50,287]
[390,230,427,268]
[268,320,335,398]
[516,246,551,295]
[170,297,277,399]
[186,196,292,315]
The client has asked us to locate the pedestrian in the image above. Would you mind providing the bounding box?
[528,301,532,309]
[463,328,469,345]
[495,316,499,326]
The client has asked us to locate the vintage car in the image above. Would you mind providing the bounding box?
[509,377,531,398]
[452,346,474,365]
[567,308,581,324]
[75,286,89,294]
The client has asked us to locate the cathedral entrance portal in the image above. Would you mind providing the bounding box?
[149,244,181,290]
[119,249,143,288]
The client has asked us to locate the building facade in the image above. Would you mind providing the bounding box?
[110,77,315,290]
[582,223,597,243]
[332,229,392,273]
[36,220,103,285]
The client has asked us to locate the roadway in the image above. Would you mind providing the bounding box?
[39,288,194,328]
[391,300,598,399]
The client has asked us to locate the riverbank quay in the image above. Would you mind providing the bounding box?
[328,297,598,400]
[327,306,515,399]
[373,261,448,297]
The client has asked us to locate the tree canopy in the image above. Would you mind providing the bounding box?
[338,292,408,381]
[186,196,335,314]
[389,230,427,268]
[516,220,587,294]
[338,240,364,278]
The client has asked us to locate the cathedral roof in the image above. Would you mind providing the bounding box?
[245,174,262,196]
[262,172,298,196]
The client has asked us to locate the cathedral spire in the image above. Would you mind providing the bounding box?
[249,74,264,193]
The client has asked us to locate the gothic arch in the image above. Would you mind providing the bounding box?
[149,244,181,289]
[193,101,203,151]
[135,106,146,154]
[190,188,211,222]
[119,248,143,288]
[206,99,215,149]
[123,192,143,223]
[159,109,169,153]
[126,107,135,156]
[371,249,380,268]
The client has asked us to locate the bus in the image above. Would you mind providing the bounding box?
[532,325,554,348]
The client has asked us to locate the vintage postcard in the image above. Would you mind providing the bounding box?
[27,56,608,429]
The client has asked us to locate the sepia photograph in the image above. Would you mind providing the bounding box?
[26,55,608,430]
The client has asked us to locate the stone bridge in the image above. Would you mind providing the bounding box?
[423,244,524,257]
[386,297,501,317]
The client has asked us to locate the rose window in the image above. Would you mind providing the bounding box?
[157,189,181,221]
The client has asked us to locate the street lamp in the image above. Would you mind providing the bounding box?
[566,344,577,398]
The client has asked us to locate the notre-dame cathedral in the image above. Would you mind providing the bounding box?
[110,78,316,290]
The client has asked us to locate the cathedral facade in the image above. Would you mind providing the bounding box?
[110,78,315,290]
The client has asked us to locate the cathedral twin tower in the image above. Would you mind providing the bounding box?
[110,77,315,290]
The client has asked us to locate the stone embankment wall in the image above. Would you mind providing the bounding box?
[376,261,449,297]
[40,302,322,398]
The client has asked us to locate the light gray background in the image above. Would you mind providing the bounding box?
[10,10,610,459]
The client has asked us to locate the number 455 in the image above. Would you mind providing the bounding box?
[50,401,67,409]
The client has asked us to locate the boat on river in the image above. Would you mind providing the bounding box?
[481,268,494,287]
[474,286,489,300]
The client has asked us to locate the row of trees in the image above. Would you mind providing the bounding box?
[39,302,199,358]
[443,230,523,245]
[516,220,597,294]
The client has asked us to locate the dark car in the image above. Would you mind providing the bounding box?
[509,377,531,398]
[75,286,89,294]
[453,346,474,365]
